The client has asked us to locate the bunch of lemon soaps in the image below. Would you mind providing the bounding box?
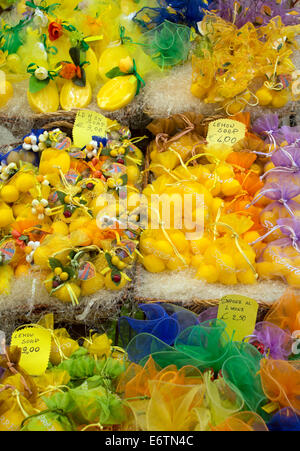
[0,0,160,114]
[139,112,300,289]
[0,119,143,304]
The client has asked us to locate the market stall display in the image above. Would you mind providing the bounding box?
[0,291,298,431]
[136,112,300,304]
[0,118,143,327]
[0,0,299,434]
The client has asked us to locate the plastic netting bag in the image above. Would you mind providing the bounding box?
[146,113,205,176]
[257,181,300,228]
[222,354,267,416]
[265,146,300,183]
[212,411,268,431]
[174,320,231,372]
[203,371,244,427]
[267,407,300,431]
[119,303,199,346]
[117,356,205,431]
[198,306,218,323]
[133,0,211,29]
[146,378,204,431]
[257,219,300,288]
[253,114,300,147]
[260,359,300,411]
[140,20,191,69]
[265,290,300,334]
[249,321,293,360]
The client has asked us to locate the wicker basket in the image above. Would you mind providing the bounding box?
[134,113,294,309]
[0,119,138,332]
[0,104,152,138]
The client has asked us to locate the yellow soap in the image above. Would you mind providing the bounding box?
[97,75,137,111]
[27,81,59,113]
[60,80,92,110]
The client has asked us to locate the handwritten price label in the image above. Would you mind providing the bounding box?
[73,110,107,148]
[206,119,246,146]
[11,325,51,376]
[217,294,258,342]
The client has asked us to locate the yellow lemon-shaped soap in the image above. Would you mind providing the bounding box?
[81,273,105,296]
[51,221,69,236]
[0,80,13,108]
[126,164,140,185]
[50,335,79,366]
[143,254,166,273]
[256,86,273,106]
[6,54,22,73]
[98,46,130,82]
[60,80,92,110]
[53,283,81,304]
[15,264,30,277]
[0,207,14,227]
[196,264,219,283]
[27,81,59,113]
[271,90,289,109]
[237,269,257,285]
[39,149,70,176]
[97,75,137,111]
[190,82,209,99]
[33,246,51,269]
[15,173,36,192]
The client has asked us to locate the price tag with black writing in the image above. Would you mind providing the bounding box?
[73,110,107,148]
[207,119,246,146]
[217,294,258,342]
[11,325,51,376]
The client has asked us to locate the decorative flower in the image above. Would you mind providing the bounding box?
[31,198,49,220]
[36,174,50,186]
[48,21,63,41]
[0,162,17,181]
[25,240,40,264]
[22,130,48,152]
[84,140,99,160]
[60,62,77,80]
[34,66,49,81]
[33,8,48,28]
[59,47,88,87]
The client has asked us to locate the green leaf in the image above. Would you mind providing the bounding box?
[69,46,81,66]
[62,266,76,280]
[69,250,77,260]
[105,252,114,269]
[120,174,128,185]
[73,68,86,87]
[100,148,110,156]
[105,66,125,79]
[29,75,50,94]
[18,235,29,242]
[49,257,63,271]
